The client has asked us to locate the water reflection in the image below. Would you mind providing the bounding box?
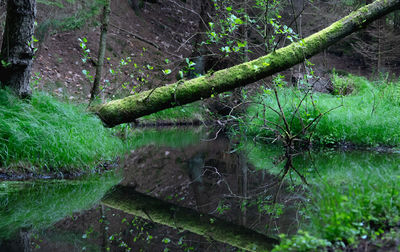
[103,186,278,251]
[120,131,302,238]
[0,172,120,251]
[2,127,400,251]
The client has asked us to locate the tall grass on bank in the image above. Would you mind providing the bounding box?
[242,74,400,147]
[0,89,125,173]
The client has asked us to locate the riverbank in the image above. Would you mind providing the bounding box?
[0,89,209,177]
[239,74,400,148]
[0,88,125,175]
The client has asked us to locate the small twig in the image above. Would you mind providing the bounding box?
[202,128,223,142]
[228,101,253,116]
[142,88,157,102]
[263,118,289,136]
[166,0,209,31]
[292,103,342,139]
[291,165,308,185]
[273,87,292,136]
[109,23,160,49]
[371,90,377,116]
[272,5,305,52]
[175,32,201,52]
[289,88,311,126]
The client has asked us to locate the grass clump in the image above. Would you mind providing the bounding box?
[0,88,125,173]
[242,74,400,147]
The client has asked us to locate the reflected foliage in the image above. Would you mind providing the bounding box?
[242,141,400,249]
[0,172,120,241]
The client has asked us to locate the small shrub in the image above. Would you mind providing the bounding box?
[272,231,331,251]
[331,72,355,95]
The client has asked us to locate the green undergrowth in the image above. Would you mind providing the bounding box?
[0,171,120,240]
[242,142,400,251]
[289,163,400,251]
[305,150,400,250]
[241,74,400,147]
[138,102,206,123]
[307,167,400,249]
[0,88,125,173]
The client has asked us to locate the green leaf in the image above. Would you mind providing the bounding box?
[237,41,247,48]
[162,238,171,244]
[162,69,172,75]
[234,18,244,24]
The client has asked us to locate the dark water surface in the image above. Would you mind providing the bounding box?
[1,127,400,251]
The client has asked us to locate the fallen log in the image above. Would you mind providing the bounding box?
[93,0,400,127]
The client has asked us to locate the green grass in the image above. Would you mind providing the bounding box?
[241,74,400,147]
[0,88,208,173]
[304,150,400,247]
[138,102,206,123]
[308,168,400,246]
[0,171,121,240]
[0,88,125,173]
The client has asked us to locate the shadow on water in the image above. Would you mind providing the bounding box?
[1,127,400,251]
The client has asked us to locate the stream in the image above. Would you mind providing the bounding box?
[1,127,400,251]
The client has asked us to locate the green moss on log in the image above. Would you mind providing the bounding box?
[94,0,400,127]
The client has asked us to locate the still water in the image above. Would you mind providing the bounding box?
[1,127,400,251]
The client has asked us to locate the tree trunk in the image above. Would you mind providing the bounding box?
[93,0,400,127]
[90,0,111,102]
[102,186,278,252]
[0,0,36,98]
[394,10,400,30]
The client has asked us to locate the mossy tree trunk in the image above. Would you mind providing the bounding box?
[0,0,36,98]
[102,186,278,251]
[94,0,400,127]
